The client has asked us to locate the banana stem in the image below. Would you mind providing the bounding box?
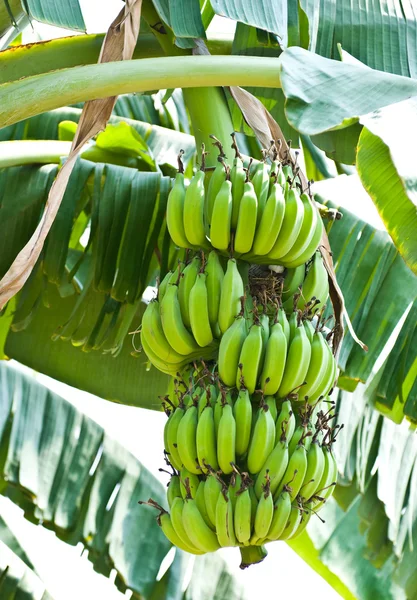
[239,545,268,569]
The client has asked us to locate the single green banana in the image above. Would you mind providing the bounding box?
[171,497,204,552]
[218,259,245,334]
[158,270,173,303]
[251,162,270,223]
[237,324,263,393]
[178,256,201,329]
[301,331,330,401]
[195,480,215,529]
[234,388,253,456]
[267,186,304,260]
[259,312,270,361]
[298,251,329,312]
[205,251,224,331]
[288,423,312,455]
[277,325,312,398]
[282,264,306,305]
[214,391,233,435]
[254,440,289,499]
[183,170,207,247]
[177,405,200,474]
[267,491,292,540]
[312,447,337,509]
[182,498,220,552]
[247,404,275,474]
[291,509,312,539]
[234,486,252,544]
[158,511,203,554]
[210,179,232,251]
[217,403,236,474]
[277,503,302,540]
[218,316,247,387]
[228,473,242,509]
[281,213,324,269]
[141,301,184,364]
[160,285,198,356]
[230,156,246,229]
[206,160,227,224]
[252,183,285,255]
[278,192,318,264]
[300,440,325,501]
[140,334,184,376]
[234,181,258,253]
[277,308,290,344]
[166,407,184,470]
[189,272,213,347]
[303,319,315,344]
[254,479,274,539]
[249,485,258,525]
[167,171,189,249]
[204,473,223,526]
[288,312,298,342]
[196,404,218,473]
[179,469,200,499]
[216,490,237,547]
[275,444,308,501]
[167,475,182,508]
[260,322,287,395]
[275,399,296,444]
[308,345,335,405]
[265,396,278,422]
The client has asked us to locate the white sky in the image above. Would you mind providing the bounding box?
[0,1,360,598]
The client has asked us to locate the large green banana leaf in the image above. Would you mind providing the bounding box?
[0,540,54,600]
[0,360,247,600]
[0,0,84,39]
[0,515,35,571]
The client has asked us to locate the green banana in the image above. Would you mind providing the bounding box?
[282,264,306,309]
[267,186,304,260]
[278,192,317,264]
[177,405,199,474]
[171,497,203,552]
[234,388,253,456]
[298,251,329,312]
[182,498,220,552]
[195,480,214,529]
[312,447,337,509]
[234,486,252,544]
[141,301,184,364]
[218,315,246,387]
[267,491,291,540]
[178,256,201,328]
[167,170,189,249]
[277,325,312,398]
[189,272,213,347]
[158,511,203,555]
[300,440,325,501]
[254,439,289,499]
[237,324,263,393]
[277,308,290,344]
[228,472,242,509]
[214,390,233,435]
[288,423,312,455]
[276,444,308,501]
[251,162,270,223]
[218,259,245,334]
[275,399,296,444]
[247,404,275,474]
[277,503,302,540]
[301,331,331,401]
[217,403,236,474]
[204,473,223,526]
[210,179,232,251]
[230,156,246,229]
[206,160,227,224]
[179,469,200,499]
[158,270,172,303]
[165,407,184,470]
[291,509,312,539]
[260,322,287,395]
[281,214,324,269]
[252,183,285,255]
[265,395,277,422]
[216,490,237,547]
[288,312,298,342]
[167,475,182,508]
[254,478,274,539]
[205,251,224,332]
[140,334,184,376]
[308,344,335,405]
[303,319,315,344]
[196,404,218,473]
[234,181,258,253]
[160,285,198,355]
[183,170,207,247]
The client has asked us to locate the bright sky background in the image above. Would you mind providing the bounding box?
[0,1,382,598]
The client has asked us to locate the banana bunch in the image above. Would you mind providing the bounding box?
[149,389,338,555]
[166,141,323,267]
[218,307,337,403]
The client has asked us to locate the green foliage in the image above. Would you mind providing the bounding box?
[0,540,54,600]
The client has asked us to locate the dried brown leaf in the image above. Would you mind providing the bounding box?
[0,0,143,310]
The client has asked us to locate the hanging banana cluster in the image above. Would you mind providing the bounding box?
[143,386,339,557]
[166,139,323,266]
[140,135,342,568]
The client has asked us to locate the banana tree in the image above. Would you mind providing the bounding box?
[0,0,416,598]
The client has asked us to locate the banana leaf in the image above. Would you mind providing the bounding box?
[0,540,54,600]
